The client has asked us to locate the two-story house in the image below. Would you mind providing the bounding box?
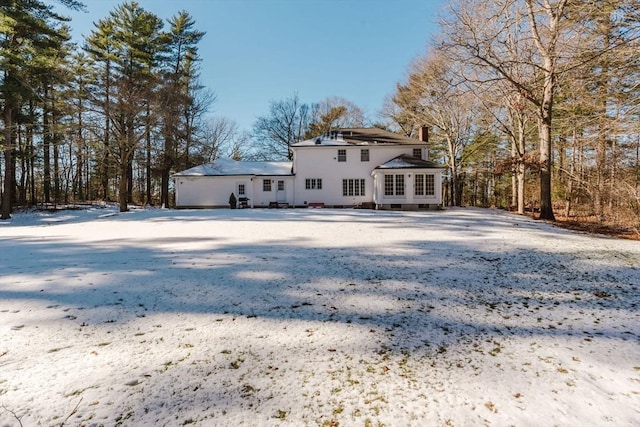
[173,127,445,210]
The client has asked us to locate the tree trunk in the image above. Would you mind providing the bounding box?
[145,104,152,205]
[118,160,128,212]
[1,106,14,219]
[43,87,51,203]
[538,61,556,221]
[77,102,85,201]
[538,113,555,220]
[53,127,60,205]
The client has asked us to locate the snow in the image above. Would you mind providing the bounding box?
[173,158,292,177]
[1,206,639,426]
[376,154,443,169]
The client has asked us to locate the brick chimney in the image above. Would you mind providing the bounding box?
[418,126,429,143]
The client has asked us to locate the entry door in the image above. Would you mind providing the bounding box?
[276,180,286,202]
[237,183,247,198]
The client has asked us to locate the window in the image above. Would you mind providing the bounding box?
[337,149,346,162]
[395,174,405,195]
[305,178,322,190]
[414,174,435,196]
[414,174,424,196]
[238,184,245,195]
[425,174,435,195]
[277,180,285,191]
[263,179,271,192]
[413,148,422,159]
[384,174,405,196]
[342,179,365,196]
[360,149,370,162]
[384,175,394,196]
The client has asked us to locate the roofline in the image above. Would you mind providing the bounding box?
[173,173,294,177]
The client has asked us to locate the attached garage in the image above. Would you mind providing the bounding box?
[173,158,293,208]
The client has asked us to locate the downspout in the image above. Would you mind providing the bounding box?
[250,176,254,208]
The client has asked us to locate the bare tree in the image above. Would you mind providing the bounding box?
[252,93,310,160]
[439,0,586,219]
[196,116,241,162]
[307,96,367,136]
[392,51,479,206]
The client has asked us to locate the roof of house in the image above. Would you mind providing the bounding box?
[292,128,425,147]
[375,154,444,170]
[173,158,293,177]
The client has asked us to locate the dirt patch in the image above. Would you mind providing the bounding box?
[549,216,639,241]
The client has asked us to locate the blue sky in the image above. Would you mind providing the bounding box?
[63,0,444,132]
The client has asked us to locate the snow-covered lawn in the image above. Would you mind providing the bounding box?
[1,206,638,426]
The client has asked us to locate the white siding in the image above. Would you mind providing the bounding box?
[175,175,295,208]
[175,176,247,207]
[292,145,419,206]
[250,177,295,207]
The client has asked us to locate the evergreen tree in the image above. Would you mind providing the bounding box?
[1,0,84,219]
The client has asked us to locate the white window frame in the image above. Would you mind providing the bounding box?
[337,149,347,162]
[305,178,322,190]
[384,174,405,197]
[342,178,365,197]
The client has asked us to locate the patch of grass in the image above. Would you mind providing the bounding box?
[230,357,244,369]
[273,409,288,420]
[484,401,497,413]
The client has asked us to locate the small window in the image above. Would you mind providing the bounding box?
[238,184,246,195]
[337,149,346,162]
[413,148,422,159]
[361,149,370,162]
[305,178,322,190]
[277,180,285,191]
[263,179,271,192]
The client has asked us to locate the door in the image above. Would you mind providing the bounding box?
[276,180,286,203]
[236,182,249,207]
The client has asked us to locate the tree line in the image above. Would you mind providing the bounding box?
[2,0,639,230]
[382,0,639,226]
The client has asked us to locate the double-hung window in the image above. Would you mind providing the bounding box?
[263,179,271,192]
[337,149,347,162]
[360,149,370,162]
[413,148,422,159]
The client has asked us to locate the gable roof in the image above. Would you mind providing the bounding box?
[173,158,293,177]
[375,154,444,170]
[292,128,425,147]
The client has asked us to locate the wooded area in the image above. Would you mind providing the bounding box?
[1,0,638,233]
[384,0,639,231]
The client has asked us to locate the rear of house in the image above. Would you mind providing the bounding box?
[173,159,293,208]
[173,128,446,210]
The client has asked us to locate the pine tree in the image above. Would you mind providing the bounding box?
[1,0,83,219]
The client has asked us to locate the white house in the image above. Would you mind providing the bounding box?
[173,127,446,210]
